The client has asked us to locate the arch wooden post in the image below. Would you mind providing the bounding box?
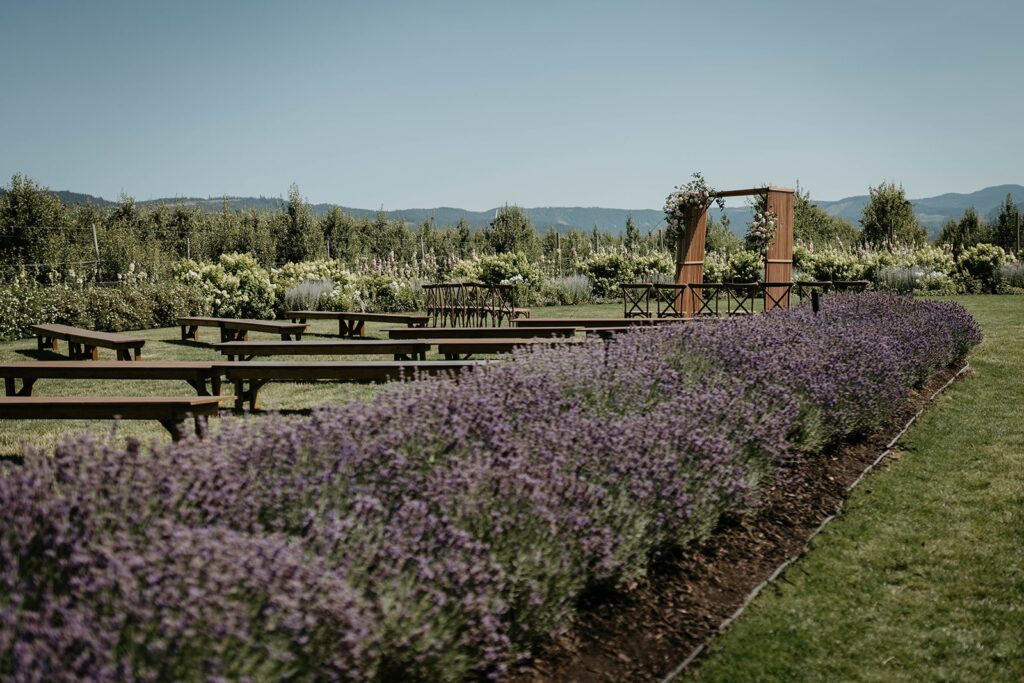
[673,207,708,318]
[764,188,794,310]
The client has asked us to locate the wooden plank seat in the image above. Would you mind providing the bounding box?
[0,361,222,397]
[30,323,145,361]
[287,311,429,338]
[177,316,308,342]
[386,326,577,340]
[216,360,489,411]
[217,340,432,362]
[512,317,684,329]
[0,395,231,441]
[435,337,585,360]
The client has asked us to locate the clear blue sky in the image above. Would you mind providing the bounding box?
[2,0,1021,210]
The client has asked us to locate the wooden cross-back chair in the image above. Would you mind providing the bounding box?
[620,283,652,318]
[652,284,687,318]
[726,283,758,316]
[762,281,793,311]
[688,283,724,317]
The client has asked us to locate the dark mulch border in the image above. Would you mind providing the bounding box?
[511,366,965,682]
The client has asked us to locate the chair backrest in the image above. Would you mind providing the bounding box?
[652,284,687,318]
[726,282,758,316]
[620,283,652,318]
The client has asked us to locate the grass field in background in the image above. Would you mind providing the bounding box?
[687,295,1024,682]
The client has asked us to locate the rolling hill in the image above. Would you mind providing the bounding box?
[37,184,1024,239]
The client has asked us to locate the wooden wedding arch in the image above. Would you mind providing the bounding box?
[674,186,795,317]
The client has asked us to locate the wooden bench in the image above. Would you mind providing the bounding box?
[217,340,432,362]
[0,361,222,397]
[216,360,488,411]
[177,316,308,342]
[386,326,577,340]
[435,337,584,360]
[31,324,146,361]
[512,317,685,329]
[0,395,231,440]
[286,311,429,337]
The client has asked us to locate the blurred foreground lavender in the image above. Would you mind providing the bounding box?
[0,293,980,681]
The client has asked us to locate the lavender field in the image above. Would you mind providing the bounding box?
[0,293,981,681]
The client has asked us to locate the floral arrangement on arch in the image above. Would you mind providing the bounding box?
[745,206,779,255]
[664,172,726,230]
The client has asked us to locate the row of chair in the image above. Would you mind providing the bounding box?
[422,283,530,327]
[620,280,871,318]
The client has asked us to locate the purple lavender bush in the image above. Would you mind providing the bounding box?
[0,293,980,680]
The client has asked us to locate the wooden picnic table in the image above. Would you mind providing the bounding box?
[216,340,432,362]
[0,395,231,440]
[434,337,585,360]
[286,311,429,337]
[30,323,146,361]
[177,316,308,342]
[215,360,488,411]
[386,326,577,340]
[0,361,222,397]
[512,317,685,329]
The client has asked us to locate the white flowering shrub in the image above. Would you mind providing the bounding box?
[0,276,210,341]
[727,250,763,283]
[957,243,1008,293]
[172,253,276,319]
[745,208,778,255]
[703,251,729,283]
[575,249,673,298]
[664,173,725,234]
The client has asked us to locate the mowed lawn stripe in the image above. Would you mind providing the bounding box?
[686,296,1024,682]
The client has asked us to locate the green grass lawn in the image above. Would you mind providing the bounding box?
[0,303,626,456]
[686,295,1024,682]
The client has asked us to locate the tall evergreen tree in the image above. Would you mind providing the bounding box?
[623,212,641,249]
[992,193,1020,252]
[937,206,989,257]
[486,205,536,255]
[278,184,325,263]
[859,182,926,247]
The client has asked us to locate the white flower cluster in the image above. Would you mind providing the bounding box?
[746,208,778,255]
[663,172,725,230]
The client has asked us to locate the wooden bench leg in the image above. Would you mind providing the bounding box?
[181,324,201,341]
[233,379,266,411]
[133,348,142,361]
[233,380,247,412]
[86,345,98,361]
[194,415,208,438]
[4,378,14,396]
[354,321,365,337]
[159,419,186,441]
[282,333,292,341]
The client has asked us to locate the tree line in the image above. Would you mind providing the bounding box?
[1,173,1017,284]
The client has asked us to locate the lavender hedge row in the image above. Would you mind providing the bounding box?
[0,293,980,681]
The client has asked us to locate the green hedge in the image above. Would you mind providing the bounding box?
[0,280,211,341]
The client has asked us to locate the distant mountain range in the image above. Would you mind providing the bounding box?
[48,184,1024,240]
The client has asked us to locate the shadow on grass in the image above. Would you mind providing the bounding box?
[164,339,220,351]
[15,349,66,361]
